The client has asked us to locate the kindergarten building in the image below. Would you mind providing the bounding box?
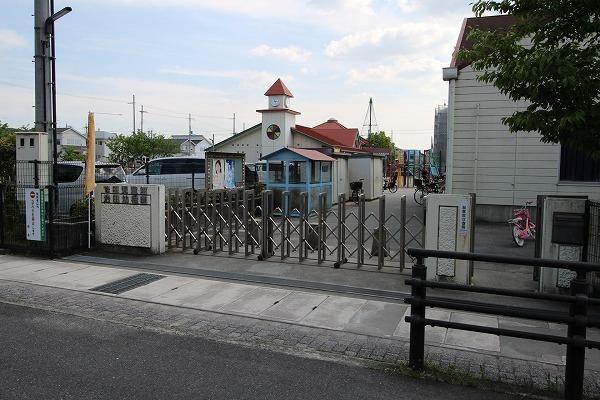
[210,79,384,206]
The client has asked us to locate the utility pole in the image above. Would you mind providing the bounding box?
[188,113,192,155]
[34,0,52,155]
[127,94,136,133]
[232,113,236,135]
[368,97,372,138]
[139,105,147,133]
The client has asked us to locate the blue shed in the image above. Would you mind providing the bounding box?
[261,147,335,212]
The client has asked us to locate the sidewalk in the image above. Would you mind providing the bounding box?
[0,254,599,396]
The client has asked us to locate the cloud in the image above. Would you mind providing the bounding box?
[159,66,294,91]
[0,30,26,50]
[324,23,457,59]
[346,55,445,84]
[250,45,311,63]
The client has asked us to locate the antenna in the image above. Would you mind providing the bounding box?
[361,97,379,138]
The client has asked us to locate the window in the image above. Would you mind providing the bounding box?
[268,162,284,183]
[56,164,83,183]
[191,159,205,174]
[29,138,34,146]
[321,162,332,183]
[160,159,184,174]
[560,147,600,182]
[288,161,307,184]
[146,160,162,175]
[19,138,24,147]
[311,161,321,183]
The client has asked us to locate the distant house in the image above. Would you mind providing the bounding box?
[170,134,213,157]
[444,15,600,221]
[56,127,86,159]
[95,130,117,162]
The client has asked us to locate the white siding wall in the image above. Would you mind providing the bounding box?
[293,134,325,148]
[213,126,262,164]
[450,66,600,206]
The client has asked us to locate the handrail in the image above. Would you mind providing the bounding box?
[404,249,599,400]
[407,247,600,272]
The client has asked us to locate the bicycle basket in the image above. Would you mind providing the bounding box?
[350,181,363,191]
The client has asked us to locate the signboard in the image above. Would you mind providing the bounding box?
[25,188,46,241]
[458,198,469,236]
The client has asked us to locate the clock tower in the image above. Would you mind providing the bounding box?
[258,78,300,156]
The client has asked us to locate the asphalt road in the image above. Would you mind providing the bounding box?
[0,302,523,400]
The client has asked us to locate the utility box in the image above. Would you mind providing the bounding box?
[16,131,49,162]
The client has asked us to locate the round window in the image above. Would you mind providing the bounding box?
[266,124,281,140]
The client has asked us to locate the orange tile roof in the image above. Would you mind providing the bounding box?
[264,78,294,97]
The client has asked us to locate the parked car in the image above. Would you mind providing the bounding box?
[127,156,206,189]
[56,162,127,215]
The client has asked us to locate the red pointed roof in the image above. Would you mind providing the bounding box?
[293,123,359,149]
[264,78,294,97]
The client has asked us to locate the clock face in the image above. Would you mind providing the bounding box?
[266,124,281,140]
[271,98,280,107]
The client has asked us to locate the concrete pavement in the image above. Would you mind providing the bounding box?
[0,253,599,396]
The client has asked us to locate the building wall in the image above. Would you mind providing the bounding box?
[293,134,325,149]
[212,125,262,163]
[348,157,375,200]
[449,65,600,212]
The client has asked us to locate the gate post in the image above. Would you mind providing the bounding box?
[281,191,290,260]
[400,195,406,271]
[211,191,218,253]
[335,193,346,268]
[243,189,250,256]
[260,190,273,260]
[182,190,188,251]
[357,193,365,268]
[48,185,55,259]
[317,192,326,264]
[408,255,427,370]
[377,194,386,270]
[228,190,234,255]
[564,269,589,400]
[299,192,307,262]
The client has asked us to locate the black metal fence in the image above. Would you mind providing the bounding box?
[0,184,91,256]
[587,200,600,294]
[404,248,600,400]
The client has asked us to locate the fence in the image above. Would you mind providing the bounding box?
[0,184,91,256]
[165,188,425,270]
[404,247,600,400]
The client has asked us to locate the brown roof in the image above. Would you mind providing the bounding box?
[450,14,519,70]
[287,148,335,161]
[264,78,294,97]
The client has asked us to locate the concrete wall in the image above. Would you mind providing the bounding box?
[348,157,373,199]
[95,183,165,254]
[448,65,600,214]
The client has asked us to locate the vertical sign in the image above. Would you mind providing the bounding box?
[25,188,46,241]
[213,159,224,189]
[224,159,235,188]
[458,198,469,236]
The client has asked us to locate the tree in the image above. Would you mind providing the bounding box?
[0,121,31,183]
[60,145,85,161]
[107,130,179,165]
[366,131,396,154]
[458,1,600,157]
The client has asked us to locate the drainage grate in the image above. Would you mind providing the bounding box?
[90,273,165,295]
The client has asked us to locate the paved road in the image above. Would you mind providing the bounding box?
[0,302,521,400]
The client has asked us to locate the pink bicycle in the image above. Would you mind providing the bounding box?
[508,201,536,247]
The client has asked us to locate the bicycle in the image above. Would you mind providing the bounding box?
[383,176,398,193]
[349,179,364,204]
[413,177,444,205]
[508,201,536,247]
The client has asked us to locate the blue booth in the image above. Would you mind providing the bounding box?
[261,148,335,212]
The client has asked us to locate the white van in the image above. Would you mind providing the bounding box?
[56,162,127,215]
[127,156,206,189]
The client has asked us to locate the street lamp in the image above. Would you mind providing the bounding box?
[45,6,72,186]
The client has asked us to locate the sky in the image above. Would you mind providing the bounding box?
[0,0,475,150]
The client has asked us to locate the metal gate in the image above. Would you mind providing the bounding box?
[165,188,424,271]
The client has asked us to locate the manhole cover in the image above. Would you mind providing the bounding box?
[90,273,165,295]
